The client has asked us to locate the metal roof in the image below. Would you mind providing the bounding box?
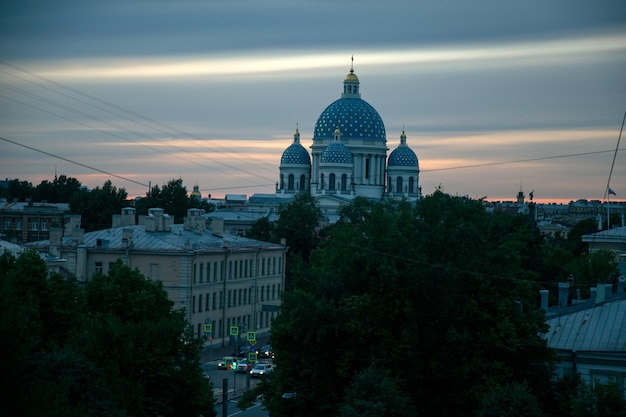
[27,224,283,252]
[545,296,626,352]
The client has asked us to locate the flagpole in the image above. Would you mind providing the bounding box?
[607,191,610,229]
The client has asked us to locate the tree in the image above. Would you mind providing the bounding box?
[34,175,82,203]
[275,192,325,261]
[69,180,130,231]
[573,378,626,417]
[135,178,193,223]
[0,252,215,417]
[245,216,276,243]
[265,192,556,416]
[476,381,545,417]
[0,178,34,201]
[339,367,415,417]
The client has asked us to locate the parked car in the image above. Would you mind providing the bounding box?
[250,363,274,378]
[217,356,237,370]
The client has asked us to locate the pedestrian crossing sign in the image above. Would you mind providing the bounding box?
[229,326,239,336]
[246,331,256,342]
[204,323,212,333]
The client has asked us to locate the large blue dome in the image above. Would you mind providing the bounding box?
[281,143,310,165]
[388,146,418,167]
[314,98,386,141]
[320,142,353,164]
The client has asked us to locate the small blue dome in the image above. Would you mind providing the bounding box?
[388,146,418,167]
[281,143,311,165]
[314,98,386,141]
[320,142,353,164]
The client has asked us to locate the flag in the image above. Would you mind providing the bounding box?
[608,187,617,196]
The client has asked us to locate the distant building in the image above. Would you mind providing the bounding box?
[544,294,626,391]
[0,200,80,244]
[26,207,288,347]
[277,64,421,205]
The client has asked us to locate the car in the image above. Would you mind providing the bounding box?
[250,363,274,378]
[217,356,237,370]
[257,344,274,359]
[236,358,253,373]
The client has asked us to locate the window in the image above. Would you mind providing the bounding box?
[193,264,197,284]
[220,261,224,281]
[243,288,247,305]
[341,174,347,191]
[214,262,218,281]
[273,258,276,274]
[288,174,295,190]
[192,295,196,313]
[320,173,325,190]
[300,175,306,191]
[238,289,242,305]
[365,158,370,179]
[329,173,336,190]
[41,221,47,231]
[4,220,10,229]
[213,293,217,310]
[95,262,103,275]
[31,221,38,231]
[198,294,203,312]
[16,221,21,230]
[261,286,264,302]
[228,290,232,307]
[396,177,403,194]
[199,263,204,283]
[272,284,276,300]
[206,292,210,311]
[228,261,233,280]
[409,177,415,193]
[219,291,224,308]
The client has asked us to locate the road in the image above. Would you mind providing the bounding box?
[202,361,268,417]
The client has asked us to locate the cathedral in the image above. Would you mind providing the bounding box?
[277,63,421,206]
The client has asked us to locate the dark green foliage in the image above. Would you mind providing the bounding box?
[339,367,414,417]
[34,175,82,203]
[476,381,545,417]
[275,192,325,261]
[135,178,191,223]
[70,180,130,232]
[266,192,559,417]
[573,379,626,417]
[0,253,215,417]
[245,216,276,243]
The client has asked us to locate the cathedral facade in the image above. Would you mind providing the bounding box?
[278,65,421,203]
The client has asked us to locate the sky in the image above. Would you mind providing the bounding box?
[1,0,625,204]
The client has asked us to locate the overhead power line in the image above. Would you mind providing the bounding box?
[0,136,149,188]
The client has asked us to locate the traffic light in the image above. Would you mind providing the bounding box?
[230,360,237,371]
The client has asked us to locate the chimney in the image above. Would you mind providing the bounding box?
[121,227,134,249]
[185,208,205,234]
[557,282,569,309]
[71,228,84,246]
[212,218,224,237]
[49,227,63,257]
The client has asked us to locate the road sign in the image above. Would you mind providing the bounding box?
[204,323,212,333]
[229,325,239,336]
[246,331,256,342]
